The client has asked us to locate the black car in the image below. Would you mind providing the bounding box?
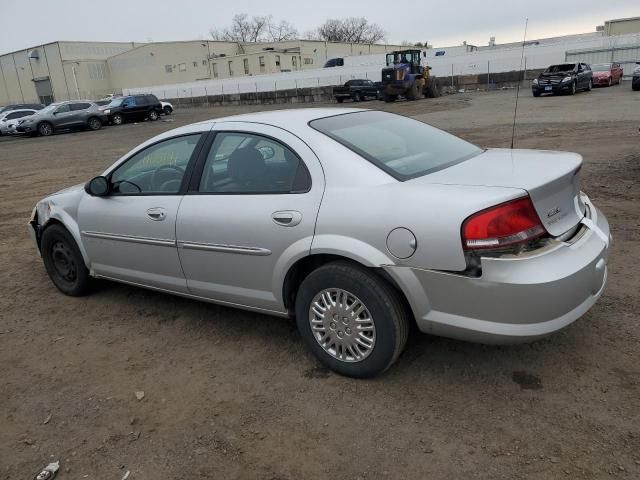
[633,64,640,91]
[532,63,593,97]
[333,79,382,102]
[103,94,162,125]
[0,103,45,114]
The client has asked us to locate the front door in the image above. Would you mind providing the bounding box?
[78,133,206,292]
[51,104,75,129]
[176,123,324,313]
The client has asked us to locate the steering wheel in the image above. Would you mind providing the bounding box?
[151,165,184,191]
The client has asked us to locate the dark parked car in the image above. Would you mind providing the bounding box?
[333,79,382,103]
[103,94,162,125]
[0,103,45,114]
[16,101,106,136]
[633,64,640,91]
[324,58,344,68]
[532,63,593,97]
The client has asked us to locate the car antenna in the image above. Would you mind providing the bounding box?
[511,18,529,149]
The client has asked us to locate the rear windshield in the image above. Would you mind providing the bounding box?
[310,111,482,180]
[591,64,611,72]
[545,64,576,73]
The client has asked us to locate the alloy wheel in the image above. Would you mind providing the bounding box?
[39,123,52,136]
[308,288,376,363]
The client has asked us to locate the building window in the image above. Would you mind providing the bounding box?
[292,56,297,69]
[165,64,173,73]
[275,55,280,67]
[202,59,207,66]
[259,56,265,73]
[243,58,249,75]
[304,58,313,65]
[212,63,218,78]
[228,60,233,76]
[193,61,198,67]
[178,63,187,72]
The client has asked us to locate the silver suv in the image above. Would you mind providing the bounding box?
[17,101,107,137]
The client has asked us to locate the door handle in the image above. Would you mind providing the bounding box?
[272,210,302,227]
[146,207,167,221]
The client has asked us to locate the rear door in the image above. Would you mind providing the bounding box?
[175,122,325,312]
[69,102,92,126]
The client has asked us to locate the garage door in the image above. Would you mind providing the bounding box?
[34,78,54,105]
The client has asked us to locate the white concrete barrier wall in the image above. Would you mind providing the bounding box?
[124,32,640,98]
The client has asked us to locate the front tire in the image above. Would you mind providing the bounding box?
[570,81,577,95]
[295,262,409,378]
[586,79,593,91]
[38,122,53,136]
[112,113,124,125]
[41,224,92,296]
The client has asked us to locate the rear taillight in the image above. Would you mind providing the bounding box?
[462,196,547,250]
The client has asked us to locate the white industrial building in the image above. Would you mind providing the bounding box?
[0,39,401,105]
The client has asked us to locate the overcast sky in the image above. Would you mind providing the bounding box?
[0,0,638,55]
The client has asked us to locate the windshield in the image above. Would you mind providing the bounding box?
[545,64,576,73]
[109,98,124,107]
[310,111,483,180]
[37,104,59,115]
[591,64,611,72]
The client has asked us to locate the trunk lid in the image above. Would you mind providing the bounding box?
[412,148,585,236]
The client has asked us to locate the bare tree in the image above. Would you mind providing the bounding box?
[210,14,297,43]
[312,17,385,44]
[267,20,298,42]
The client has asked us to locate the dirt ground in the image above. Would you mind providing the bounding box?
[1,85,639,479]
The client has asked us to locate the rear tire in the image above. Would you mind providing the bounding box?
[40,224,92,296]
[38,122,53,137]
[295,261,409,378]
[148,110,159,121]
[87,117,102,131]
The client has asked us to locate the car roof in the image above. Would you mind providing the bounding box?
[204,107,368,128]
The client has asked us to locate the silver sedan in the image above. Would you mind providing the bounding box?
[29,108,611,378]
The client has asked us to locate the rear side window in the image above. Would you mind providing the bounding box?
[145,95,158,104]
[70,103,91,111]
[134,96,147,105]
[198,132,311,194]
[310,111,482,180]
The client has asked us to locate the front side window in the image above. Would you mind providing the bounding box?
[110,134,202,194]
[122,97,136,107]
[198,132,310,194]
[55,104,71,113]
[310,111,482,180]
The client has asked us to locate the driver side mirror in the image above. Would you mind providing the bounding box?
[85,176,110,196]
